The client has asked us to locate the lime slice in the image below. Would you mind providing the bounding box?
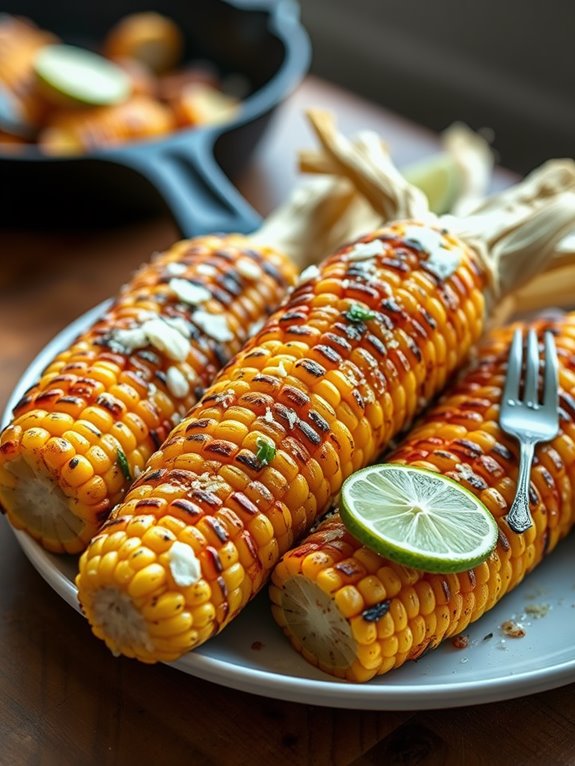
[34,45,131,107]
[340,464,498,573]
[403,152,462,215]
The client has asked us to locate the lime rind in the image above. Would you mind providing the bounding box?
[34,45,131,107]
[340,464,499,574]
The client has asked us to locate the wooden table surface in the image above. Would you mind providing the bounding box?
[1,76,574,766]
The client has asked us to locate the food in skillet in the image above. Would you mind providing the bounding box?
[269,313,575,682]
[73,113,575,663]
[0,12,241,153]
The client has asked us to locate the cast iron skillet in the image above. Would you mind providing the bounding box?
[0,0,310,236]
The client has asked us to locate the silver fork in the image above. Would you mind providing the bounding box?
[499,328,560,534]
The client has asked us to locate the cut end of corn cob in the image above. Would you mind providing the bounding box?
[0,451,86,552]
[276,573,358,672]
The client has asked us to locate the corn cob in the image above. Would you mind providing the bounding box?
[269,314,575,682]
[0,236,294,553]
[75,124,575,663]
[0,129,396,554]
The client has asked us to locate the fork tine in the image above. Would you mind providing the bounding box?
[542,331,559,415]
[502,328,523,405]
[523,328,540,406]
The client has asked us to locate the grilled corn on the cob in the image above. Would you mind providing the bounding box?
[269,314,575,682]
[75,129,575,662]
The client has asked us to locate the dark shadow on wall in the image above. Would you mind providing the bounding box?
[300,0,575,173]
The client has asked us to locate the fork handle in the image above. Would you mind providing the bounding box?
[506,440,536,533]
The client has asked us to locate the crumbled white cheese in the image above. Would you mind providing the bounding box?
[345,240,385,262]
[196,263,217,277]
[168,541,202,586]
[236,258,261,280]
[285,408,298,429]
[297,264,320,284]
[217,389,235,408]
[277,360,288,378]
[454,463,475,481]
[145,318,191,361]
[166,366,190,398]
[165,262,187,276]
[169,278,211,306]
[110,316,191,361]
[193,311,233,343]
[264,406,275,424]
[403,225,462,280]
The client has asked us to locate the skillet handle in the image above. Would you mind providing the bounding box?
[122,134,262,238]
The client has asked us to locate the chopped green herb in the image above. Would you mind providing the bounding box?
[345,303,376,323]
[256,436,276,467]
[117,448,132,481]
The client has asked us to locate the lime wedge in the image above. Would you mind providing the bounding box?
[403,153,462,215]
[34,45,131,107]
[340,464,498,573]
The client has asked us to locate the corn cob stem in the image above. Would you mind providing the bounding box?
[270,314,575,682]
[75,114,575,663]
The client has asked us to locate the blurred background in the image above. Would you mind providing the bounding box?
[300,0,575,173]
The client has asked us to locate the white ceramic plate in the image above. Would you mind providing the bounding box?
[4,304,575,710]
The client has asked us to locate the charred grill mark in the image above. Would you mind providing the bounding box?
[204,441,237,458]
[230,491,259,516]
[285,325,315,337]
[171,498,203,517]
[314,345,343,365]
[308,410,330,432]
[190,488,222,507]
[352,389,365,410]
[135,498,164,509]
[362,600,391,622]
[492,442,513,461]
[366,333,387,358]
[186,433,210,443]
[498,528,511,552]
[186,418,213,431]
[282,386,310,408]
[453,439,484,458]
[296,420,321,446]
[295,359,326,378]
[236,452,261,471]
[279,310,308,323]
[95,394,124,418]
[381,297,404,315]
[324,332,352,353]
[205,546,224,573]
[345,281,380,301]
